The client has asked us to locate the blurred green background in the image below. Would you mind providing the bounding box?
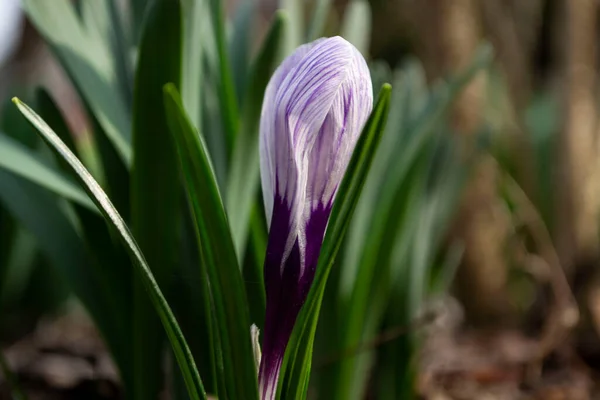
[1,0,599,399]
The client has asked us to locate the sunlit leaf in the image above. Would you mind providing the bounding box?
[0,133,96,212]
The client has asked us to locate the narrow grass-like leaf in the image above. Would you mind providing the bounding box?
[0,227,35,306]
[82,0,133,108]
[320,71,413,400]
[36,89,78,158]
[209,0,240,155]
[329,45,493,398]
[170,213,219,397]
[74,203,135,393]
[12,97,206,400]
[22,0,132,164]
[181,0,204,129]
[35,91,135,392]
[199,6,229,186]
[329,64,429,399]
[130,1,183,398]
[174,2,218,397]
[201,61,229,187]
[340,0,371,56]
[281,0,303,56]
[377,143,465,399]
[229,0,255,106]
[338,70,408,299]
[0,207,15,302]
[129,0,149,44]
[164,85,259,400]
[332,154,428,400]
[0,172,119,359]
[107,0,134,108]
[307,0,332,41]
[0,133,96,211]
[225,11,286,333]
[243,205,268,329]
[278,84,392,399]
[226,11,286,258]
[86,114,130,219]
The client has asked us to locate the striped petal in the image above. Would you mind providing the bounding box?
[258,36,372,400]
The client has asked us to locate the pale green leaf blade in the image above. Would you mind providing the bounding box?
[340,0,371,56]
[181,0,204,129]
[307,0,331,41]
[22,0,132,164]
[281,0,303,56]
[0,133,96,212]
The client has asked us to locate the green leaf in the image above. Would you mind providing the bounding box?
[22,0,132,164]
[321,71,413,399]
[198,7,229,186]
[35,89,79,158]
[181,0,204,129]
[225,11,286,332]
[0,171,120,362]
[209,0,240,156]
[340,0,371,56]
[130,1,183,398]
[1,96,38,148]
[226,11,286,258]
[329,45,493,399]
[307,0,332,41]
[82,0,134,108]
[332,154,428,400]
[278,84,392,400]
[170,213,219,397]
[0,217,28,307]
[164,85,259,400]
[376,140,465,400]
[174,2,220,397]
[229,0,255,106]
[338,69,409,300]
[243,205,268,329]
[280,0,303,56]
[12,97,206,400]
[88,107,131,219]
[129,0,150,44]
[0,133,96,212]
[75,203,136,393]
[35,90,135,392]
[0,210,11,289]
[328,64,427,399]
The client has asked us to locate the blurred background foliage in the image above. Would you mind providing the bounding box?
[0,0,599,398]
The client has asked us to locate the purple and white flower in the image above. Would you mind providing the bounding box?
[258,36,373,399]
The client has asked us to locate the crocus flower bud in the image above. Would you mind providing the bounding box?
[258,36,373,399]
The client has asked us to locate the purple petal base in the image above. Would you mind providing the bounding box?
[259,195,331,400]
